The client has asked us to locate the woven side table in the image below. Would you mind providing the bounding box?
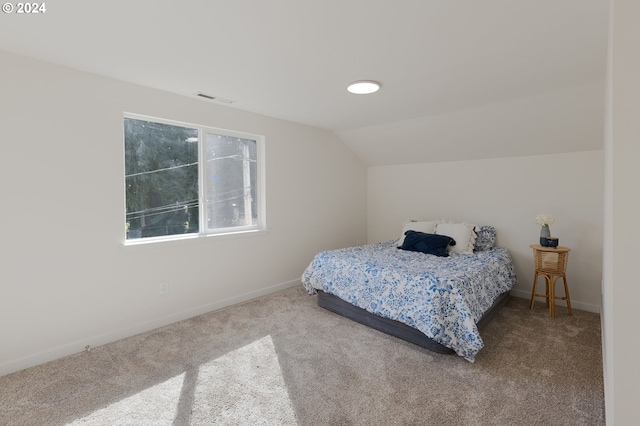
[529,244,572,318]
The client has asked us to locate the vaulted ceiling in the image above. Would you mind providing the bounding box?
[0,0,609,165]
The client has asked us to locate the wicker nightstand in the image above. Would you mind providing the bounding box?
[529,244,572,318]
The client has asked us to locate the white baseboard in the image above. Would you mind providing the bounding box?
[509,289,600,314]
[0,279,301,378]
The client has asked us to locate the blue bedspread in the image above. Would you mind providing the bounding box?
[301,241,517,361]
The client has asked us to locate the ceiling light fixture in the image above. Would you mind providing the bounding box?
[347,80,381,94]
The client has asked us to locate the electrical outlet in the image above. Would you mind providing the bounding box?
[159,282,169,295]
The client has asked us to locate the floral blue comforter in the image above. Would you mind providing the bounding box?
[301,241,517,362]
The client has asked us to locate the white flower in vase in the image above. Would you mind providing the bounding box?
[536,214,555,227]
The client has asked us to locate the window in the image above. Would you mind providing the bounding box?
[124,115,265,242]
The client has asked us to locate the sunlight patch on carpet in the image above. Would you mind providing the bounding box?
[68,373,185,424]
[67,335,297,425]
[191,335,297,425]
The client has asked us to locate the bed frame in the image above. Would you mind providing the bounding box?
[317,290,511,354]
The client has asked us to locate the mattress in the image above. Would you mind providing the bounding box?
[302,241,517,361]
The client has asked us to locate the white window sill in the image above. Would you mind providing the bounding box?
[122,228,270,249]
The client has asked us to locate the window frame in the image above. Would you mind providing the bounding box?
[123,113,266,246]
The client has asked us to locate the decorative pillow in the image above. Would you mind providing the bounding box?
[396,220,440,247]
[474,226,496,252]
[398,230,455,257]
[434,222,478,254]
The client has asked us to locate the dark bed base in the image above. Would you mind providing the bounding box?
[317,290,510,354]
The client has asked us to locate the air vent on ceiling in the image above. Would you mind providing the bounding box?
[195,92,235,104]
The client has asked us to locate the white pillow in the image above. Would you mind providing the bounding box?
[396,220,440,246]
[434,222,478,254]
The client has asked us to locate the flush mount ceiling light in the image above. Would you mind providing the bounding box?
[347,80,381,94]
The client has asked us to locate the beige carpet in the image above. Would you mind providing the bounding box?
[0,286,604,425]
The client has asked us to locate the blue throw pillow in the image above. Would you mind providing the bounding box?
[398,230,456,257]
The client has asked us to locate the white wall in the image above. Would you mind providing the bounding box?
[368,150,604,312]
[603,0,640,423]
[0,51,367,376]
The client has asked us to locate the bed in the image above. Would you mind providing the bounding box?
[301,223,517,362]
